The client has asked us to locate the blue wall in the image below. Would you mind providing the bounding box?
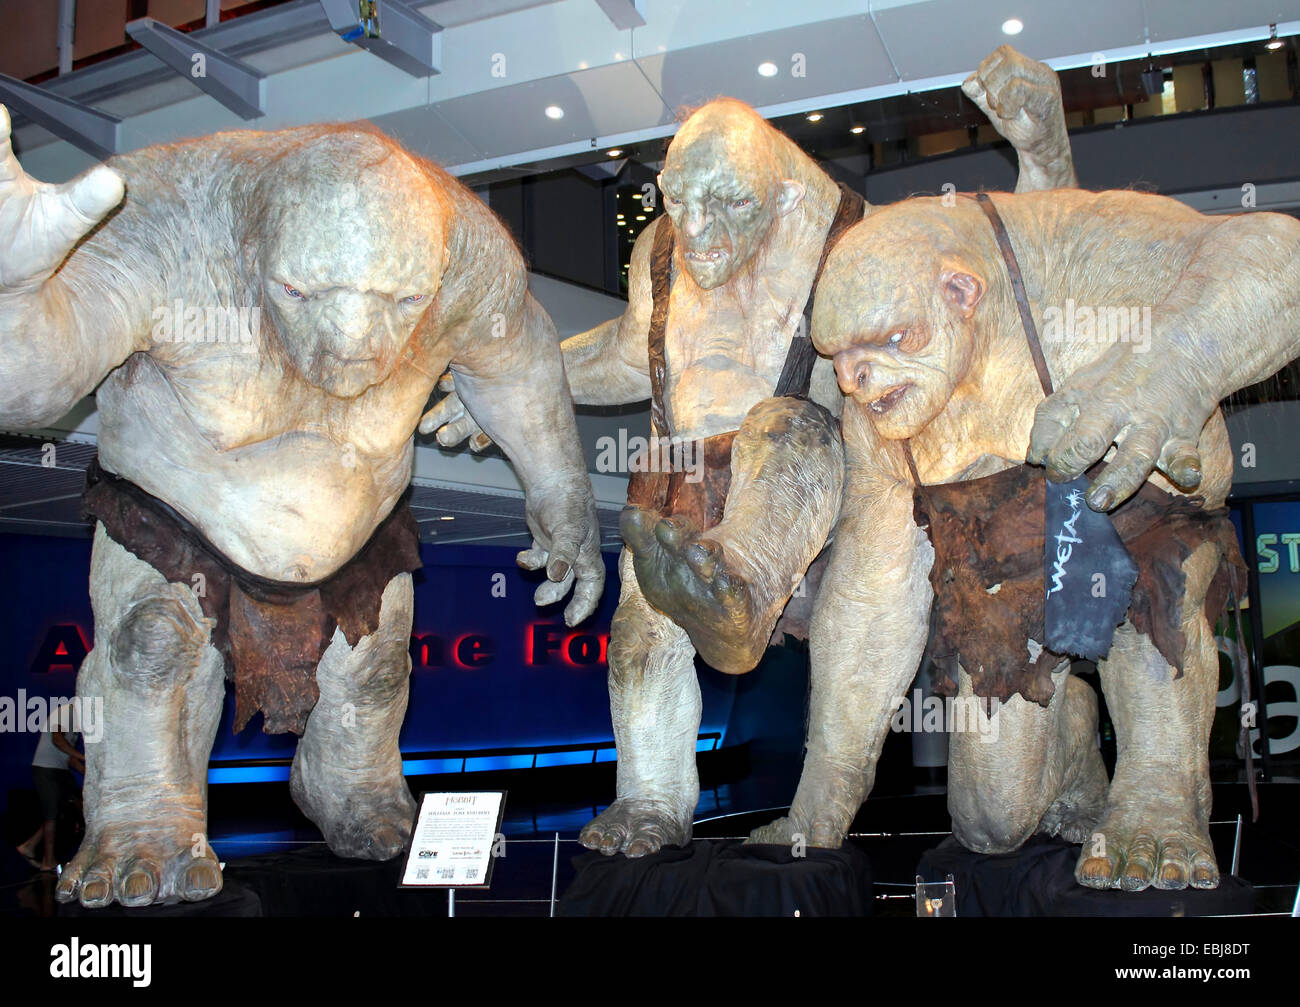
[0,534,742,813]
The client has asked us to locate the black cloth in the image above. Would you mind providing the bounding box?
[558,839,873,917]
[917,835,1255,917]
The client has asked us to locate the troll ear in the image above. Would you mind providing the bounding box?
[940,268,984,319]
[776,179,805,216]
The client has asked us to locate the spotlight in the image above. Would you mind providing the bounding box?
[757,61,778,77]
[607,148,624,157]
[1001,18,1023,35]
[1141,66,1164,97]
[1267,24,1284,50]
[545,105,564,119]
[806,112,824,122]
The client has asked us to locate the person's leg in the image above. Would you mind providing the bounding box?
[17,823,42,859]
[39,820,57,870]
[56,525,226,908]
[622,397,843,673]
[290,573,417,860]
[579,550,701,856]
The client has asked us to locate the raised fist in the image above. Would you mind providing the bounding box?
[963,46,1076,189]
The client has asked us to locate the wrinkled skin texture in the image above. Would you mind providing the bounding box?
[790,189,1300,889]
[428,48,1078,857]
[0,107,602,906]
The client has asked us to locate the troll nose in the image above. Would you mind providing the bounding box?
[834,346,872,394]
[326,293,380,343]
[683,207,711,239]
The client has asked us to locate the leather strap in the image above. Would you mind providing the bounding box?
[974,191,1053,397]
[774,181,867,399]
[646,214,676,439]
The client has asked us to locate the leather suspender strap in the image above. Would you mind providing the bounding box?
[774,181,867,399]
[974,191,1053,397]
[902,441,923,488]
[646,214,676,438]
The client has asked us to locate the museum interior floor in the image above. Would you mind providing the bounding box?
[3,726,1296,917]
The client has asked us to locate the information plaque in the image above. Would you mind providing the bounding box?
[399,791,507,889]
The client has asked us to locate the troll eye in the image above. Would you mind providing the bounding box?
[403,294,426,304]
[731,197,752,209]
[665,193,682,206]
[889,331,904,345]
[283,284,305,300]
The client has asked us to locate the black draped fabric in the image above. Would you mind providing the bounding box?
[917,835,1255,917]
[558,839,873,917]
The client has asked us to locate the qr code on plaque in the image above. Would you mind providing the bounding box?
[437,867,455,880]
[466,867,480,880]
[415,867,430,880]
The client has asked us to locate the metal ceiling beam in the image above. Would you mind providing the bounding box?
[125,18,267,120]
[0,74,120,159]
[595,0,645,31]
[319,0,443,77]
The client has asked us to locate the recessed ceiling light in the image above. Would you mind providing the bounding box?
[757,61,778,77]
[806,112,823,122]
[439,515,455,521]
[1001,18,1023,35]
[1267,24,1284,49]
[635,215,646,221]
[849,124,865,134]
[544,105,564,119]
[607,148,623,157]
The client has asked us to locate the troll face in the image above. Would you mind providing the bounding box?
[658,100,805,290]
[252,132,445,399]
[812,205,985,439]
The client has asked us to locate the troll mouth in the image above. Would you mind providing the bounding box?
[868,384,910,414]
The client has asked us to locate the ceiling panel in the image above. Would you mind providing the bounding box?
[871,0,1148,80]
[1145,0,1300,43]
[432,61,673,158]
[635,14,896,112]
[370,104,484,165]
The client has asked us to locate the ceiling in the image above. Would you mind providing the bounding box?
[9,0,1300,183]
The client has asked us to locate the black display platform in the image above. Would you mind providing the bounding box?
[57,847,440,918]
[917,835,1256,917]
[558,839,873,916]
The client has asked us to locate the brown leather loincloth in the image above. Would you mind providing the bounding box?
[916,464,1247,706]
[82,460,422,735]
[625,431,738,533]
